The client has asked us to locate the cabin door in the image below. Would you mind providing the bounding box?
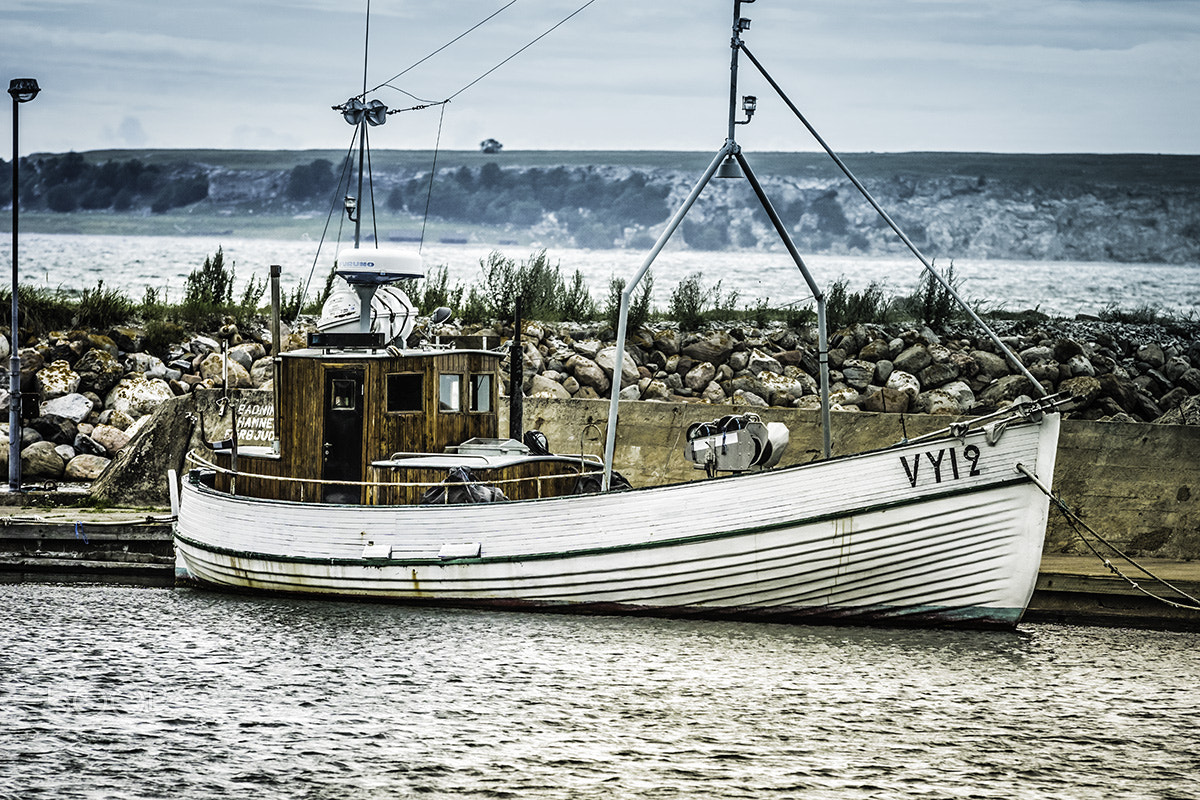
[322,368,365,503]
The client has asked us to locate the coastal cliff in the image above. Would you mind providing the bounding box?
[10,150,1200,265]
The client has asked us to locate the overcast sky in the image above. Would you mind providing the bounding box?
[2,0,1197,157]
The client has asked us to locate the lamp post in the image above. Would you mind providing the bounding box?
[8,77,39,492]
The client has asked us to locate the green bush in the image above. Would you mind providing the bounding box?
[669,272,707,330]
[75,280,135,329]
[606,272,653,334]
[825,277,888,331]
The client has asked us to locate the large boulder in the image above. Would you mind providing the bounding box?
[198,353,253,389]
[979,374,1035,406]
[36,360,80,399]
[89,393,197,508]
[21,440,65,480]
[105,373,175,418]
[684,362,717,392]
[65,454,111,481]
[527,373,571,399]
[568,355,610,395]
[595,346,639,390]
[682,331,735,364]
[74,349,125,395]
[40,392,94,423]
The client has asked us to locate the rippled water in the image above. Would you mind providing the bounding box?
[5,233,1199,319]
[2,584,1198,799]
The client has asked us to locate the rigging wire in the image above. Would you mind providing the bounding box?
[419,103,449,253]
[377,0,599,112]
[446,0,598,103]
[369,1,519,97]
[295,133,359,324]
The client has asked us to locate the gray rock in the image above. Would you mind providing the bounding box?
[701,381,727,404]
[1066,354,1096,377]
[841,359,876,391]
[971,350,1010,377]
[918,361,960,390]
[528,373,571,399]
[682,331,735,364]
[684,362,717,392]
[91,424,132,455]
[747,349,783,376]
[1059,375,1103,411]
[642,380,672,401]
[249,357,275,387]
[886,370,921,401]
[36,360,81,399]
[1019,345,1054,366]
[104,374,175,419]
[569,355,610,394]
[1177,367,1200,394]
[74,349,125,395]
[979,375,1035,405]
[65,454,111,481]
[1154,396,1200,426]
[1135,343,1165,370]
[596,347,640,390]
[40,393,94,423]
[894,345,932,375]
[21,440,65,480]
[858,386,910,413]
[733,389,769,408]
[652,329,681,356]
[917,389,964,415]
[73,432,108,456]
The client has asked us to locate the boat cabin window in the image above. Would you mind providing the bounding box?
[331,379,358,411]
[386,373,423,413]
[439,373,462,412]
[469,374,492,413]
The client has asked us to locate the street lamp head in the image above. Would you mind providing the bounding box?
[8,78,40,103]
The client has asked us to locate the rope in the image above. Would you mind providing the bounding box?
[1017,464,1200,612]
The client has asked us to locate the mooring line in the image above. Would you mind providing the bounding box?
[1017,463,1200,612]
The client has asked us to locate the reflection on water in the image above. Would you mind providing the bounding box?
[5,233,1198,318]
[2,584,1198,799]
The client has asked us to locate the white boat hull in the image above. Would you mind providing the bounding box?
[175,413,1059,628]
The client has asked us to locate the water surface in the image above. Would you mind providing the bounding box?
[2,584,1197,799]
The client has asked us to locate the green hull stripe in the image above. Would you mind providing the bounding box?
[178,475,1031,567]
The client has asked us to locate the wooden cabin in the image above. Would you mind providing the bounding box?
[206,343,603,505]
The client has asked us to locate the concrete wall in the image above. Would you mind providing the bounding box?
[508,398,1200,559]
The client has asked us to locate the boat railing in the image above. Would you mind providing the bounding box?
[383,450,606,467]
[184,449,605,503]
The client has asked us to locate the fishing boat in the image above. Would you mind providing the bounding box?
[173,0,1064,629]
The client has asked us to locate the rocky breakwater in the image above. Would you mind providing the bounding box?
[0,321,305,487]
[507,319,1200,424]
